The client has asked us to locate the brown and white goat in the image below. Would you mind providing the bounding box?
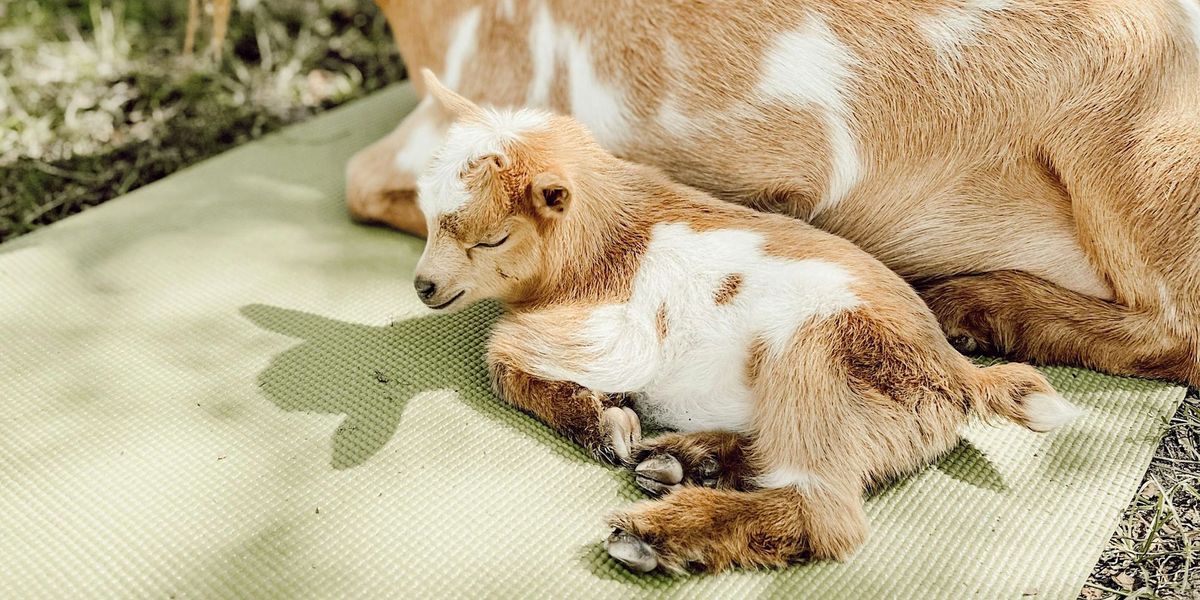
[411,70,1080,574]
[350,0,1200,388]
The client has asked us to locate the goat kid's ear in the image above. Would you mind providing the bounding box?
[531,171,571,218]
[420,68,483,121]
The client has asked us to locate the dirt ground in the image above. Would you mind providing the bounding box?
[1,3,1195,598]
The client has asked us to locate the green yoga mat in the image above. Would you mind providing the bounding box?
[0,84,1185,599]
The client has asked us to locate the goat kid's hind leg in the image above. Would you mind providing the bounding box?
[606,482,867,574]
[630,431,755,496]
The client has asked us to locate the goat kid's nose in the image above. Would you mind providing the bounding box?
[414,277,437,299]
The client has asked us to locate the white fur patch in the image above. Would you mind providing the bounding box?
[441,7,482,90]
[757,15,862,216]
[416,108,551,219]
[498,0,516,20]
[523,4,629,149]
[526,4,556,106]
[565,37,628,149]
[393,98,443,175]
[755,467,827,493]
[655,96,695,138]
[1158,282,1181,327]
[530,223,861,432]
[918,0,1009,67]
[653,37,698,137]
[1022,393,1083,433]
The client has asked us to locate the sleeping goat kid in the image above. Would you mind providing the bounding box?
[411,70,1081,575]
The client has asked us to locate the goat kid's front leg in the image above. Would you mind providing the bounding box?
[489,359,641,465]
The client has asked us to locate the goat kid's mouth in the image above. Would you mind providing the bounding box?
[426,290,466,310]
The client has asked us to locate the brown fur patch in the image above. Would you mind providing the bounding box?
[714,273,744,305]
[823,308,959,405]
[744,337,768,385]
[656,302,669,341]
[1132,342,1199,385]
[438,212,464,237]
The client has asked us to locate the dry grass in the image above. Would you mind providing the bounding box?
[1083,391,1200,600]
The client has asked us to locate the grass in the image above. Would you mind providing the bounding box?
[1084,392,1200,600]
[0,0,404,242]
[1,3,1197,598]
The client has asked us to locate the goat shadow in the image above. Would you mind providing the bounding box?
[240,301,593,469]
[240,301,1006,491]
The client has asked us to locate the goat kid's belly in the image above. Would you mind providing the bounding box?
[636,331,759,433]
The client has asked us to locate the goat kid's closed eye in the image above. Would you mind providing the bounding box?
[472,233,509,249]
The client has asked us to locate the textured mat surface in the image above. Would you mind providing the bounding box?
[0,84,1186,599]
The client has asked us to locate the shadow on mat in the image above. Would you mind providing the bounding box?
[241,301,592,469]
[937,439,1007,492]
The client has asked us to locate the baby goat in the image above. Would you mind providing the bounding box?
[410,69,1081,574]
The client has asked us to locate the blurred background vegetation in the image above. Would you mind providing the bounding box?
[0,0,406,242]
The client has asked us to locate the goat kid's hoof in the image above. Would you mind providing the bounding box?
[634,454,684,495]
[600,406,642,464]
[606,529,659,573]
[633,449,722,495]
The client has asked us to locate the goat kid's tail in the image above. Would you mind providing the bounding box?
[970,362,1083,432]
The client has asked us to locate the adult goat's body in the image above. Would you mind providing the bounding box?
[349,0,1200,386]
